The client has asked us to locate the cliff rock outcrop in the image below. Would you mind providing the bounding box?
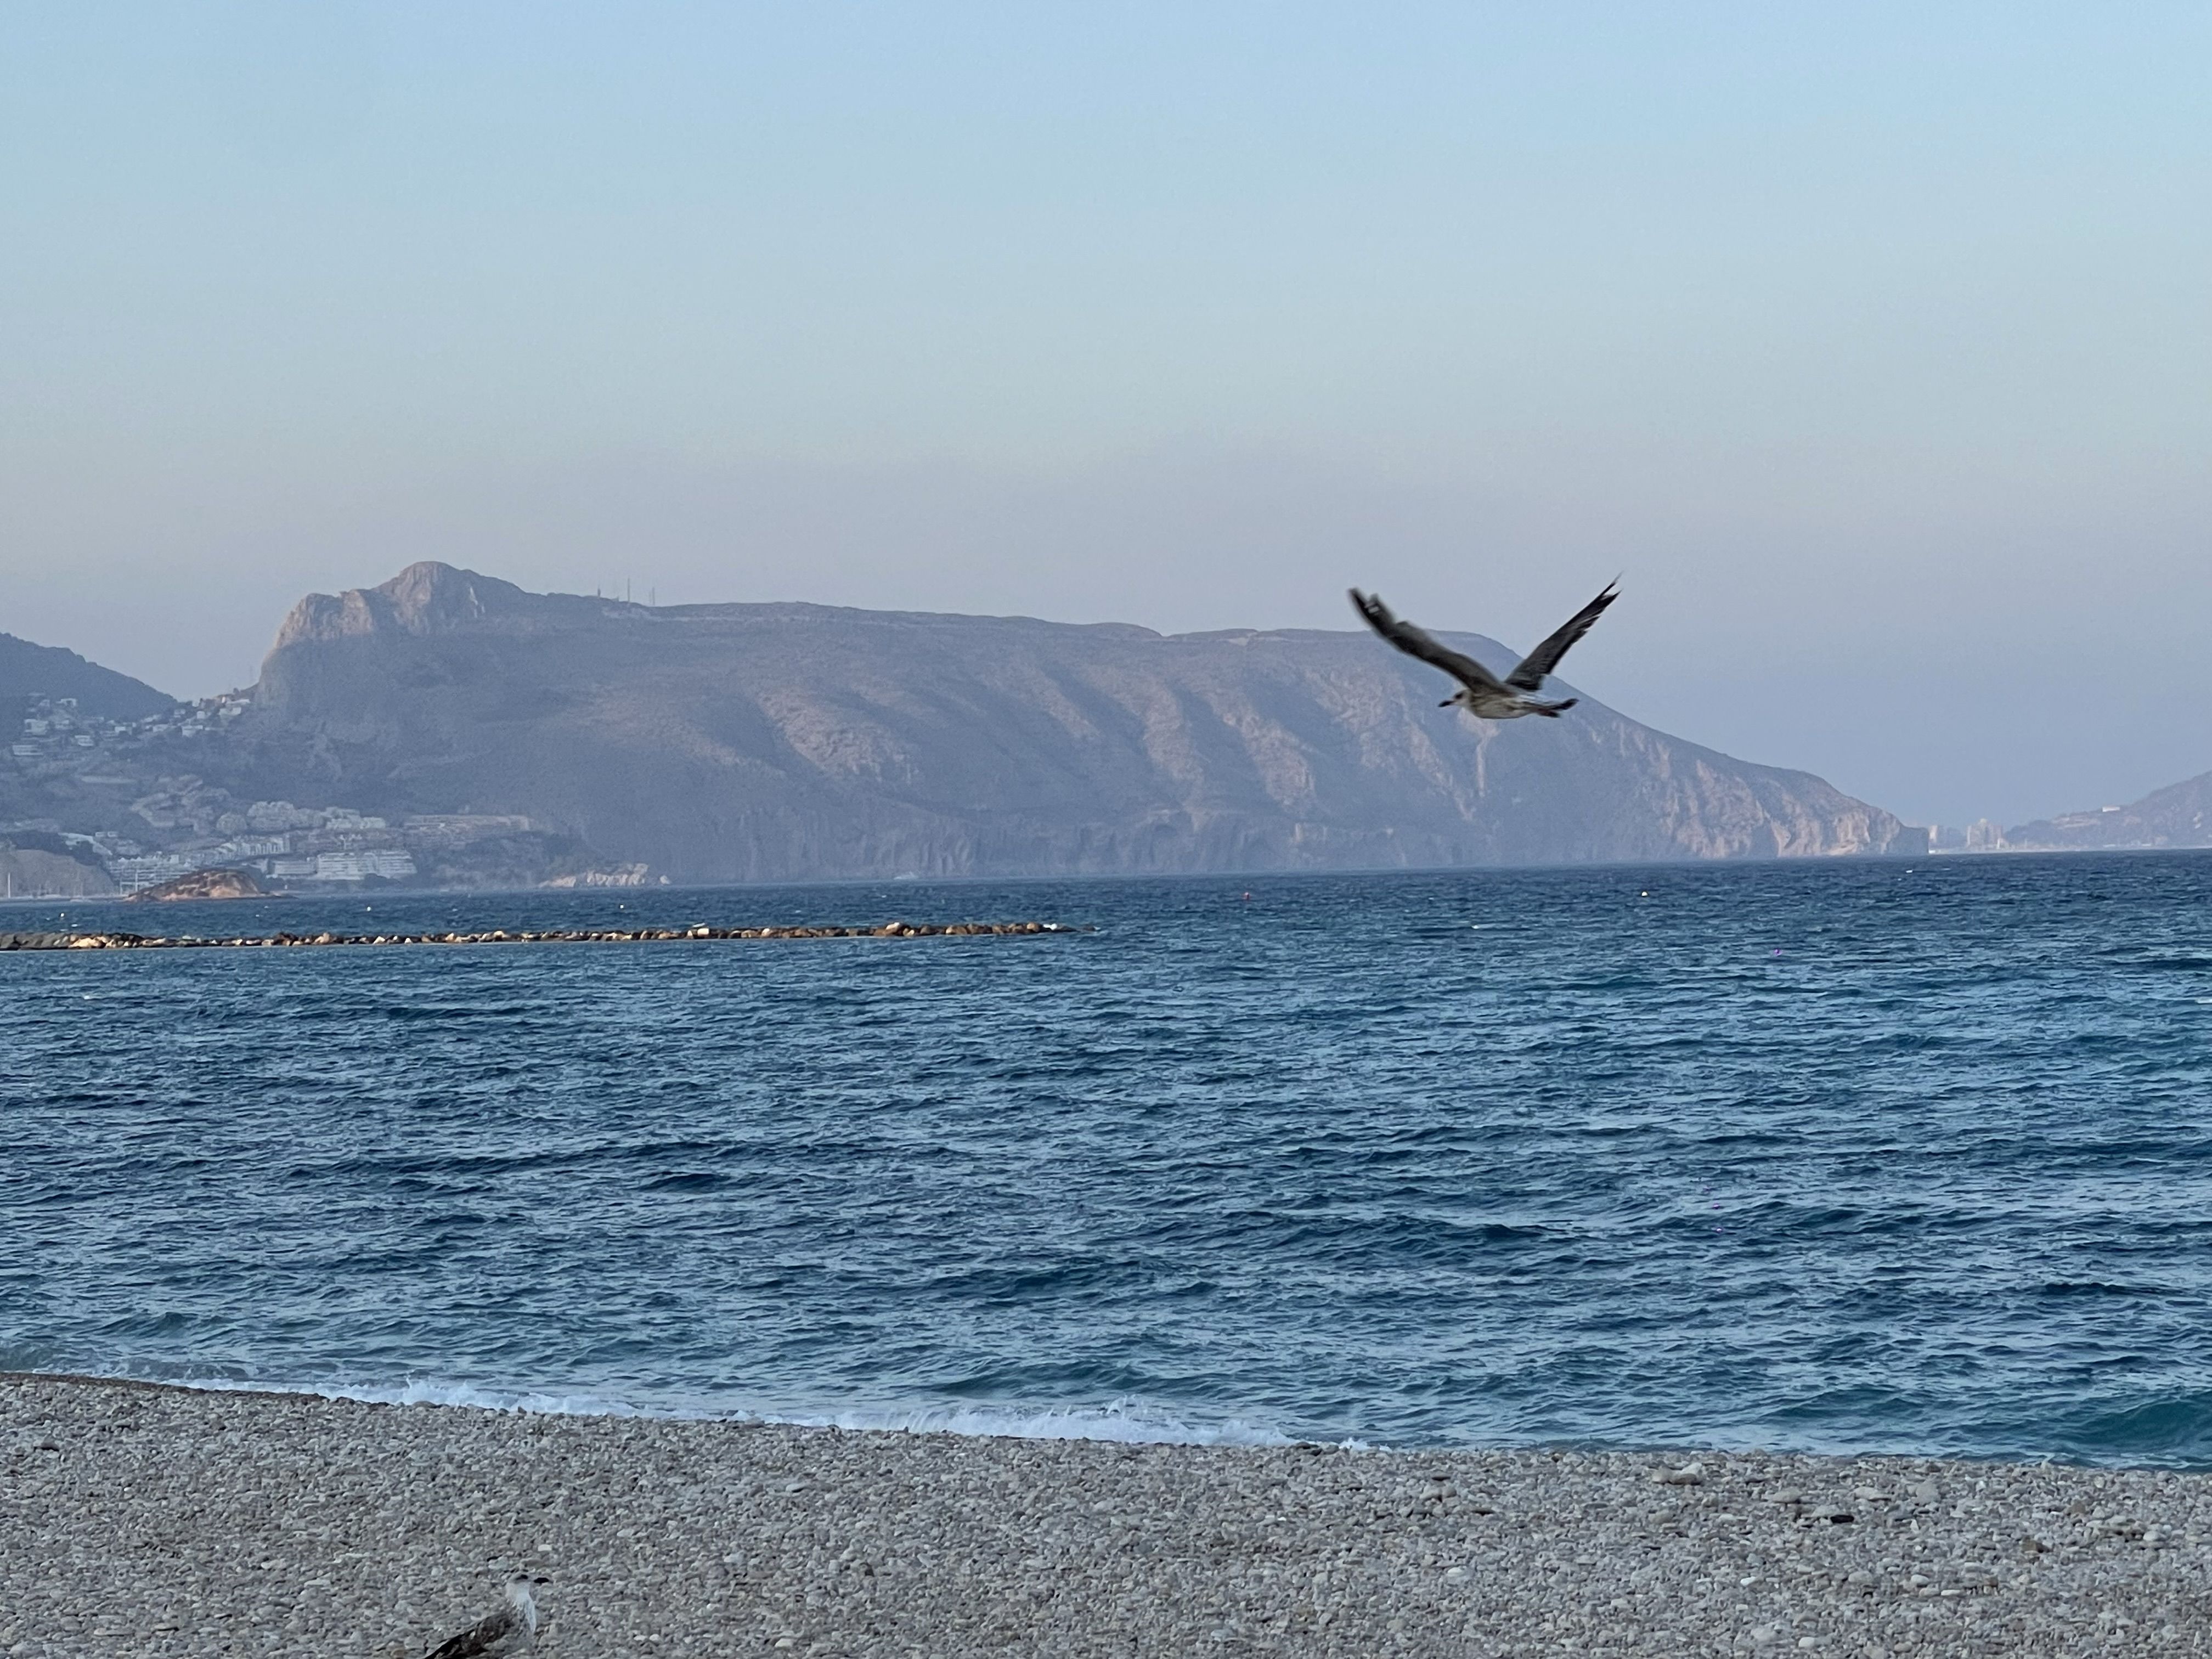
[125,865,278,902]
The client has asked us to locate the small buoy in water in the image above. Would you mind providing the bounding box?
[1772,948,1782,955]
[1242,891,1252,902]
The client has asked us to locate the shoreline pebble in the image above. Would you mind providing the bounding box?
[4,1374,2210,1656]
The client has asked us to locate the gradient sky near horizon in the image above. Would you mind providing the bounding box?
[4,3,2208,827]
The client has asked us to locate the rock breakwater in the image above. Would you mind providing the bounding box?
[0,920,1081,952]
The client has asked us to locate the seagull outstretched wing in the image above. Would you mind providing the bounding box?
[1349,590,1509,695]
[1505,582,1619,691]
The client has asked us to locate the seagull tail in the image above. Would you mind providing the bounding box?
[1531,698,1577,718]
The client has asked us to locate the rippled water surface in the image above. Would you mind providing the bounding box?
[5,855,2211,1462]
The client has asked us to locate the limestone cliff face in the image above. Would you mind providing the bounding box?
[0,844,117,899]
[233,562,1923,881]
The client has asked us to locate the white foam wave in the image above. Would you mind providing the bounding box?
[52,1370,1314,1447]
[181,1374,696,1419]
[775,1398,1299,1447]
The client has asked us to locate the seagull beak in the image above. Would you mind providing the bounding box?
[1438,698,1454,708]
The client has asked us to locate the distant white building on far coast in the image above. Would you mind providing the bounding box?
[312,849,417,882]
[403,813,533,838]
[1928,820,2009,854]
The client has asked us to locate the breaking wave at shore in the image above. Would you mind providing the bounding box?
[12,1367,1305,1447]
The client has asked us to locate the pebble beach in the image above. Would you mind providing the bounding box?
[4,1375,2209,1657]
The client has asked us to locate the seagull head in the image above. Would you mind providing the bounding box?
[504,1577,547,1633]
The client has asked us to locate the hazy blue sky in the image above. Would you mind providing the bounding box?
[3,3,2207,826]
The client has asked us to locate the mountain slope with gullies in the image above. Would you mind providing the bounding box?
[2004,770,2212,851]
[206,562,1922,882]
[1,633,177,721]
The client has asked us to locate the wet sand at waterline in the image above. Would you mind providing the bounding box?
[4,1375,2210,1656]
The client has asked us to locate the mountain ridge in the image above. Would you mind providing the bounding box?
[210,561,1923,882]
[2003,770,2212,851]
[3,561,1929,891]
[0,633,177,722]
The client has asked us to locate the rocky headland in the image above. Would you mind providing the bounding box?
[217,562,1920,883]
[123,866,275,902]
[5,562,1928,890]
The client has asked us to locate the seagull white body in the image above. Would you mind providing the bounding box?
[1350,584,1619,719]
[424,1577,541,1659]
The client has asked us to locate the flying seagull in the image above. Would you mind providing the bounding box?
[423,1577,546,1658]
[1350,583,1618,719]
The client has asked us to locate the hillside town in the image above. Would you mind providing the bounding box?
[2,690,647,898]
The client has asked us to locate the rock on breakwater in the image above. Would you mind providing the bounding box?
[0,919,1082,951]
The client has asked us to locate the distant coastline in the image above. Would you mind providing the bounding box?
[7,562,1927,894]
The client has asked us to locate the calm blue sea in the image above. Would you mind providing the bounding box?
[4,855,2211,1464]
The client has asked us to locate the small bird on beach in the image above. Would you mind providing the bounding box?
[423,1577,547,1658]
[1350,582,1619,719]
